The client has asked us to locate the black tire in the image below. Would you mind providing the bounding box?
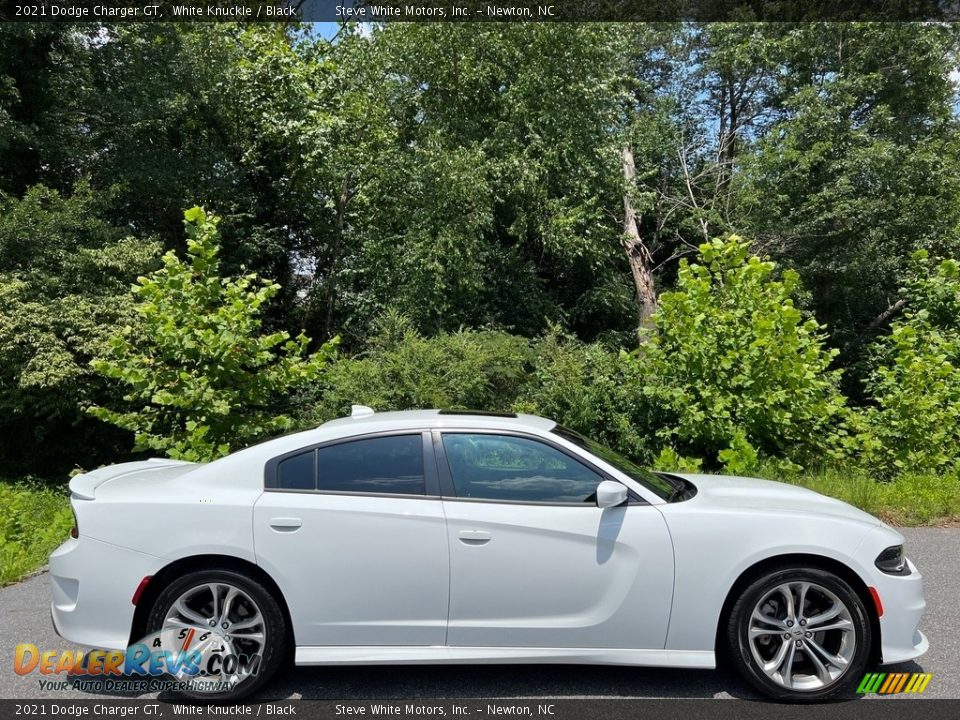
[726,566,872,702]
[145,568,288,701]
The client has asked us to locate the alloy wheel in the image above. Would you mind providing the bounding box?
[747,580,857,692]
[161,582,267,693]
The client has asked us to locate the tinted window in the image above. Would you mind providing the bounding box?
[441,433,602,503]
[551,425,679,501]
[316,435,425,495]
[276,451,315,491]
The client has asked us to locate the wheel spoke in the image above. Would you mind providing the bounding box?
[808,618,852,634]
[763,638,791,673]
[781,642,797,688]
[751,608,787,630]
[778,585,796,621]
[804,603,844,629]
[208,584,220,621]
[220,586,239,624]
[805,636,849,669]
[795,582,810,621]
[227,616,263,631]
[173,599,208,626]
[803,639,833,683]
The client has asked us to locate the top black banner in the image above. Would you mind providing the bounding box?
[0,0,956,22]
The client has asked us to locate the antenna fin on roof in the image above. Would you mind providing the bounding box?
[350,404,375,418]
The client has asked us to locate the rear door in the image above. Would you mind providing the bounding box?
[437,430,674,650]
[253,431,450,646]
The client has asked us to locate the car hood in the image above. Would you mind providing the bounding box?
[668,472,885,527]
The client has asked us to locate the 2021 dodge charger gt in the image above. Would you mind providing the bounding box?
[49,407,927,701]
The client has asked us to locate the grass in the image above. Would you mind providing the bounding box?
[0,478,73,586]
[755,465,960,527]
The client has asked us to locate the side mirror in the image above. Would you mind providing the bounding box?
[596,480,628,508]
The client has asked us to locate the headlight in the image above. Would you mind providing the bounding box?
[875,545,910,575]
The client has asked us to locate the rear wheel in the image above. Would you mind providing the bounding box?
[727,567,871,701]
[145,569,287,701]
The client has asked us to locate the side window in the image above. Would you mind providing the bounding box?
[275,450,315,491]
[441,433,602,504]
[316,435,425,496]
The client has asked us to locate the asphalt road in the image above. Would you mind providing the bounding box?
[1,527,956,701]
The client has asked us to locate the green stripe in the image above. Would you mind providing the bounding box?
[857,673,886,693]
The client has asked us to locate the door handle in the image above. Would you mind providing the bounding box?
[458,529,491,545]
[269,517,302,532]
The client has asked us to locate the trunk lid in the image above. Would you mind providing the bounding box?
[69,458,197,500]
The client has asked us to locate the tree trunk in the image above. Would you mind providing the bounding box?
[320,173,353,342]
[621,144,658,327]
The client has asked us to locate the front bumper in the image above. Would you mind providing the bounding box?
[49,535,165,650]
[874,558,928,665]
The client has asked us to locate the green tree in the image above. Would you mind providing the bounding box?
[643,236,846,470]
[0,183,159,475]
[734,23,960,357]
[858,252,960,476]
[89,208,338,462]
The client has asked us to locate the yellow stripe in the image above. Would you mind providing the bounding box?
[904,674,921,693]
[915,674,933,693]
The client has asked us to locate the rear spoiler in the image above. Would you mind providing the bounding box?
[69,458,194,500]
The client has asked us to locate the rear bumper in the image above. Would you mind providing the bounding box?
[874,558,928,665]
[49,536,165,650]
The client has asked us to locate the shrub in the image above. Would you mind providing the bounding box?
[514,329,658,462]
[642,236,847,469]
[858,252,960,476]
[89,207,337,462]
[303,311,534,424]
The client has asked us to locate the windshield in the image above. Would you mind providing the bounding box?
[551,425,680,500]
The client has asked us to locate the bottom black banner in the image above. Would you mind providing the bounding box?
[2,699,959,720]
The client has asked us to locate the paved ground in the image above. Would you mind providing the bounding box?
[1,527,956,700]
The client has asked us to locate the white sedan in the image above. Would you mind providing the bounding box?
[50,408,927,701]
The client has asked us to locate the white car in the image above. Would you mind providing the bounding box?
[50,408,927,701]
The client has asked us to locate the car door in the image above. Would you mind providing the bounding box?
[253,431,450,647]
[437,430,674,650]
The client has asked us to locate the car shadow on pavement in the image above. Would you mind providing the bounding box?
[64,657,930,702]
[258,664,765,701]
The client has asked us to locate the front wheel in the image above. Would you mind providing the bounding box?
[726,567,872,702]
[145,569,288,701]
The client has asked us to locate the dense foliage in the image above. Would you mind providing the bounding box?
[0,22,958,505]
[641,237,846,470]
[89,208,337,462]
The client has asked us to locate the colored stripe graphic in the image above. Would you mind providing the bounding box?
[857,672,932,694]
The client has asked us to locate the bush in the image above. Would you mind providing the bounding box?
[303,311,535,424]
[641,236,847,470]
[89,207,338,462]
[858,252,960,476]
[514,329,658,463]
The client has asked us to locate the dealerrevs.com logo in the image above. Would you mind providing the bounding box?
[14,628,261,693]
[857,672,933,695]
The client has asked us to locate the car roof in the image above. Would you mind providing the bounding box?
[320,408,556,433]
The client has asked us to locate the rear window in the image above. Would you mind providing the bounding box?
[317,435,425,495]
[267,434,426,496]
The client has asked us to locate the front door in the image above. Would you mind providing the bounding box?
[254,432,449,647]
[437,431,674,650]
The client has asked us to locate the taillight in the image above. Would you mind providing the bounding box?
[132,576,153,606]
[70,508,79,539]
